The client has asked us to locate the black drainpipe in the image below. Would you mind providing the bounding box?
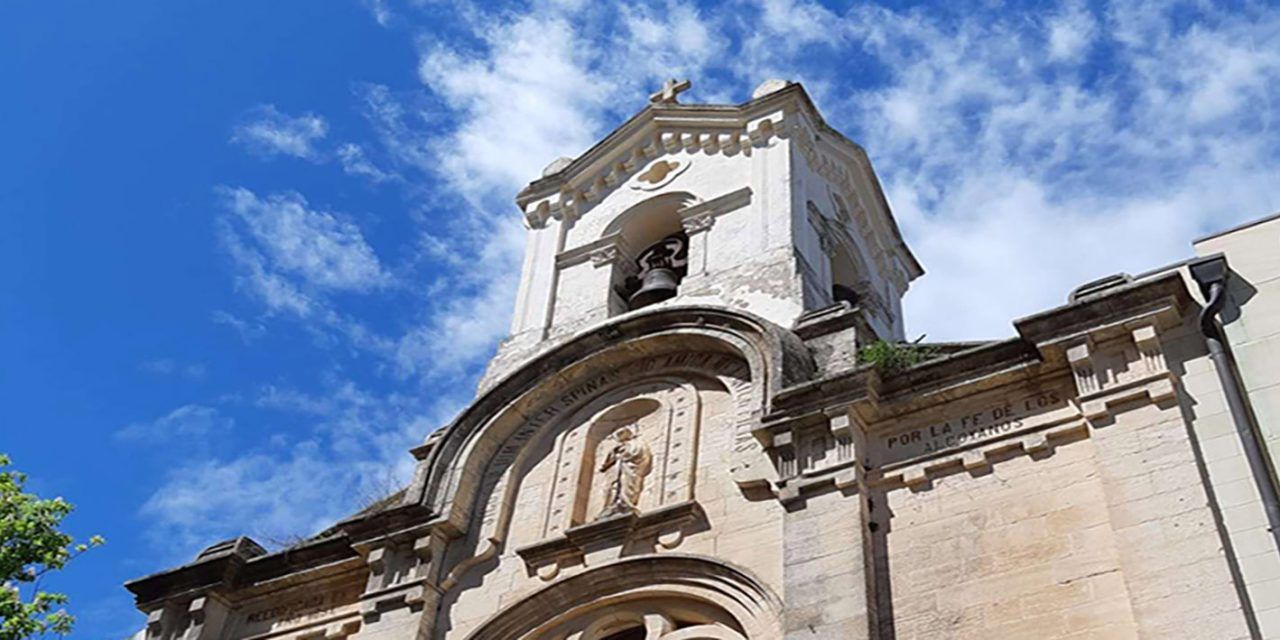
[1189,255,1280,553]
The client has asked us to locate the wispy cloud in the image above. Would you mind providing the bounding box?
[1046,0,1096,62]
[116,404,233,442]
[838,0,1280,338]
[218,187,390,317]
[230,105,329,160]
[211,310,266,342]
[139,358,207,380]
[362,0,392,26]
[138,381,467,554]
[337,143,399,183]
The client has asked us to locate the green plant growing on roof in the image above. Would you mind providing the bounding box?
[858,336,939,372]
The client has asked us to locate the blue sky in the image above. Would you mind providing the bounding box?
[1,0,1277,637]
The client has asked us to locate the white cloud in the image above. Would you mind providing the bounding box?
[416,17,610,200]
[620,3,727,84]
[138,382,466,555]
[835,1,1280,338]
[230,105,329,160]
[338,143,399,183]
[1046,1,1096,61]
[116,404,232,442]
[220,221,316,317]
[141,447,342,552]
[362,0,392,26]
[221,187,390,296]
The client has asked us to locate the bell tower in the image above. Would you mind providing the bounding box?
[484,80,922,387]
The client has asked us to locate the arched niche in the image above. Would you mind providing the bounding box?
[462,555,783,640]
[454,371,725,585]
[408,306,815,542]
[534,378,701,540]
[600,192,696,315]
[602,192,697,249]
[574,397,666,526]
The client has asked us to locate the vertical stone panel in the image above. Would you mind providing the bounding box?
[884,439,1139,639]
[1089,402,1254,639]
[783,490,868,639]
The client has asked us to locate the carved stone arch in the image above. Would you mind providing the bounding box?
[601,191,700,242]
[443,366,756,593]
[437,340,753,548]
[408,306,814,540]
[460,373,717,561]
[462,555,784,640]
[661,626,746,640]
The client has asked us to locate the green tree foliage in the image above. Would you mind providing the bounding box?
[1,454,103,640]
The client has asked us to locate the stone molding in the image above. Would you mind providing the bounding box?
[515,83,922,294]
[462,554,784,640]
[791,301,873,341]
[877,418,1089,488]
[520,111,781,228]
[556,233,633,270]
[293,620,360,640]
[677,186,752,234]
[737,272,1197,502]
[1064,322,1177,421]
[408,305,815,539]
[515,500,706,581]
[552,187,751,271]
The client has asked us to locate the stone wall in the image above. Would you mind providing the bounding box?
[883,436,1136,639]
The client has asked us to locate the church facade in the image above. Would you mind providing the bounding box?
[127,81,1280,639]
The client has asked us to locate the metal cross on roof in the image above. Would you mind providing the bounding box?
[649,78,692,104]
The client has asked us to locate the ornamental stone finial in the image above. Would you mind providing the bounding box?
[649,78,692,104]
[751,78,790,99]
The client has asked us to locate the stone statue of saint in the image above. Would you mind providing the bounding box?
[597,426,652,519]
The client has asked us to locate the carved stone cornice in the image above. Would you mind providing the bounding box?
[516,92,796,229]
[515,501,706,581]
[1064,322,1176,421]
[338,507,445,625]
[555,233,633,269]
[678,186,752,235]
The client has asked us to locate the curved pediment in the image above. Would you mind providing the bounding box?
[404,305,814,538]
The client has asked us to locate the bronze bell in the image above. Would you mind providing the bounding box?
[629,267,680,308]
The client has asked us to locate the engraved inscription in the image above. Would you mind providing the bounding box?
[243,587,360,627]
[878,390,1067,461]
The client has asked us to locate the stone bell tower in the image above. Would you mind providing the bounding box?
[483,79,923,388]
